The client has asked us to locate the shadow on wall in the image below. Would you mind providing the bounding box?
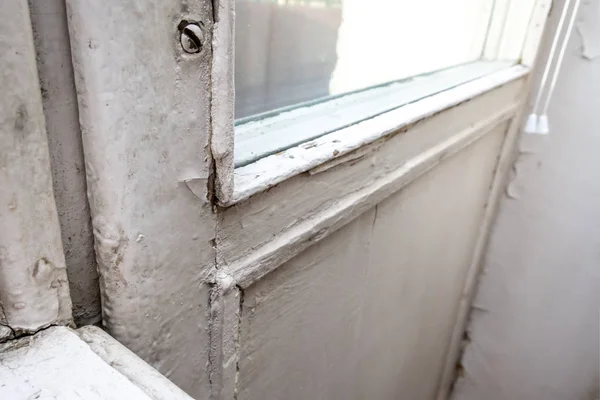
[235,1,342,118]
[450,1,600,399]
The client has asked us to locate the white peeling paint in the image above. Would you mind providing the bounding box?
[225,104,516,289]
[234,62,511,167]
[218,80,524,278]
[65,0,217,396]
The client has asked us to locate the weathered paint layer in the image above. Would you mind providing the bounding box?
[217,80,524,283]
[66,0,217,396]
[234,125,506,400]
[0,0,72,338]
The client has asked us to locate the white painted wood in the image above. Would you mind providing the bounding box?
[499,0,539,60]
[214,76,528,397]
[436,4,553,395]
[0,1,549,399]
[217,79,525,285]
[234,61,513,167]
[435,100,527,400]
[0,0,72,337]
[205,2,551,397]
[484,0,539,61]
[233,125,507,399]
[228,65,528,205]
[208,271,240,400]
[225,103,517,289]
[65,0,216,396]
[211,0,235,203]
[76,326,194,400]
[0,326,193,400]
[483,0,512,60]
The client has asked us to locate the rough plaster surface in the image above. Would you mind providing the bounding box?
[235,126,506,400]
[66,0,217,396]
[28,0,101,326]
[453,2,600,398]
[0,326,193,399]
[0,0,72,337]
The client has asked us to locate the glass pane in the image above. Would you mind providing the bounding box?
[235,0,495,119]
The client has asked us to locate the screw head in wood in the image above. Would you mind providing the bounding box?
[180,22,204,54]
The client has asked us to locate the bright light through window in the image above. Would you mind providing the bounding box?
[235,0,495,119]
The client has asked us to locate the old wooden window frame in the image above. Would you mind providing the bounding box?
[212,0,551,206]
[57,0,553,395]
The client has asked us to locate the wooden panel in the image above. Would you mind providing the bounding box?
[217,79,525,283]
[235,124,508,400]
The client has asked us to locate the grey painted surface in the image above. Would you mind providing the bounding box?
[453,1,600,399]
[66,0,217,397]
[235,125,506,400]
[28,0,101,326]
[0,0,72,337]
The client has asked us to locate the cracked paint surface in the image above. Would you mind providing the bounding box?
[65,0,217,396]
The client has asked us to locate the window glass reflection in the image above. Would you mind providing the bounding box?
[235,0,494,119]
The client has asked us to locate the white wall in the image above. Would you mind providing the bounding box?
[452,1,600,398]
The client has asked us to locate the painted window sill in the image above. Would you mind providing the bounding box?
[225,63,529,206]
[0,326,193,400]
